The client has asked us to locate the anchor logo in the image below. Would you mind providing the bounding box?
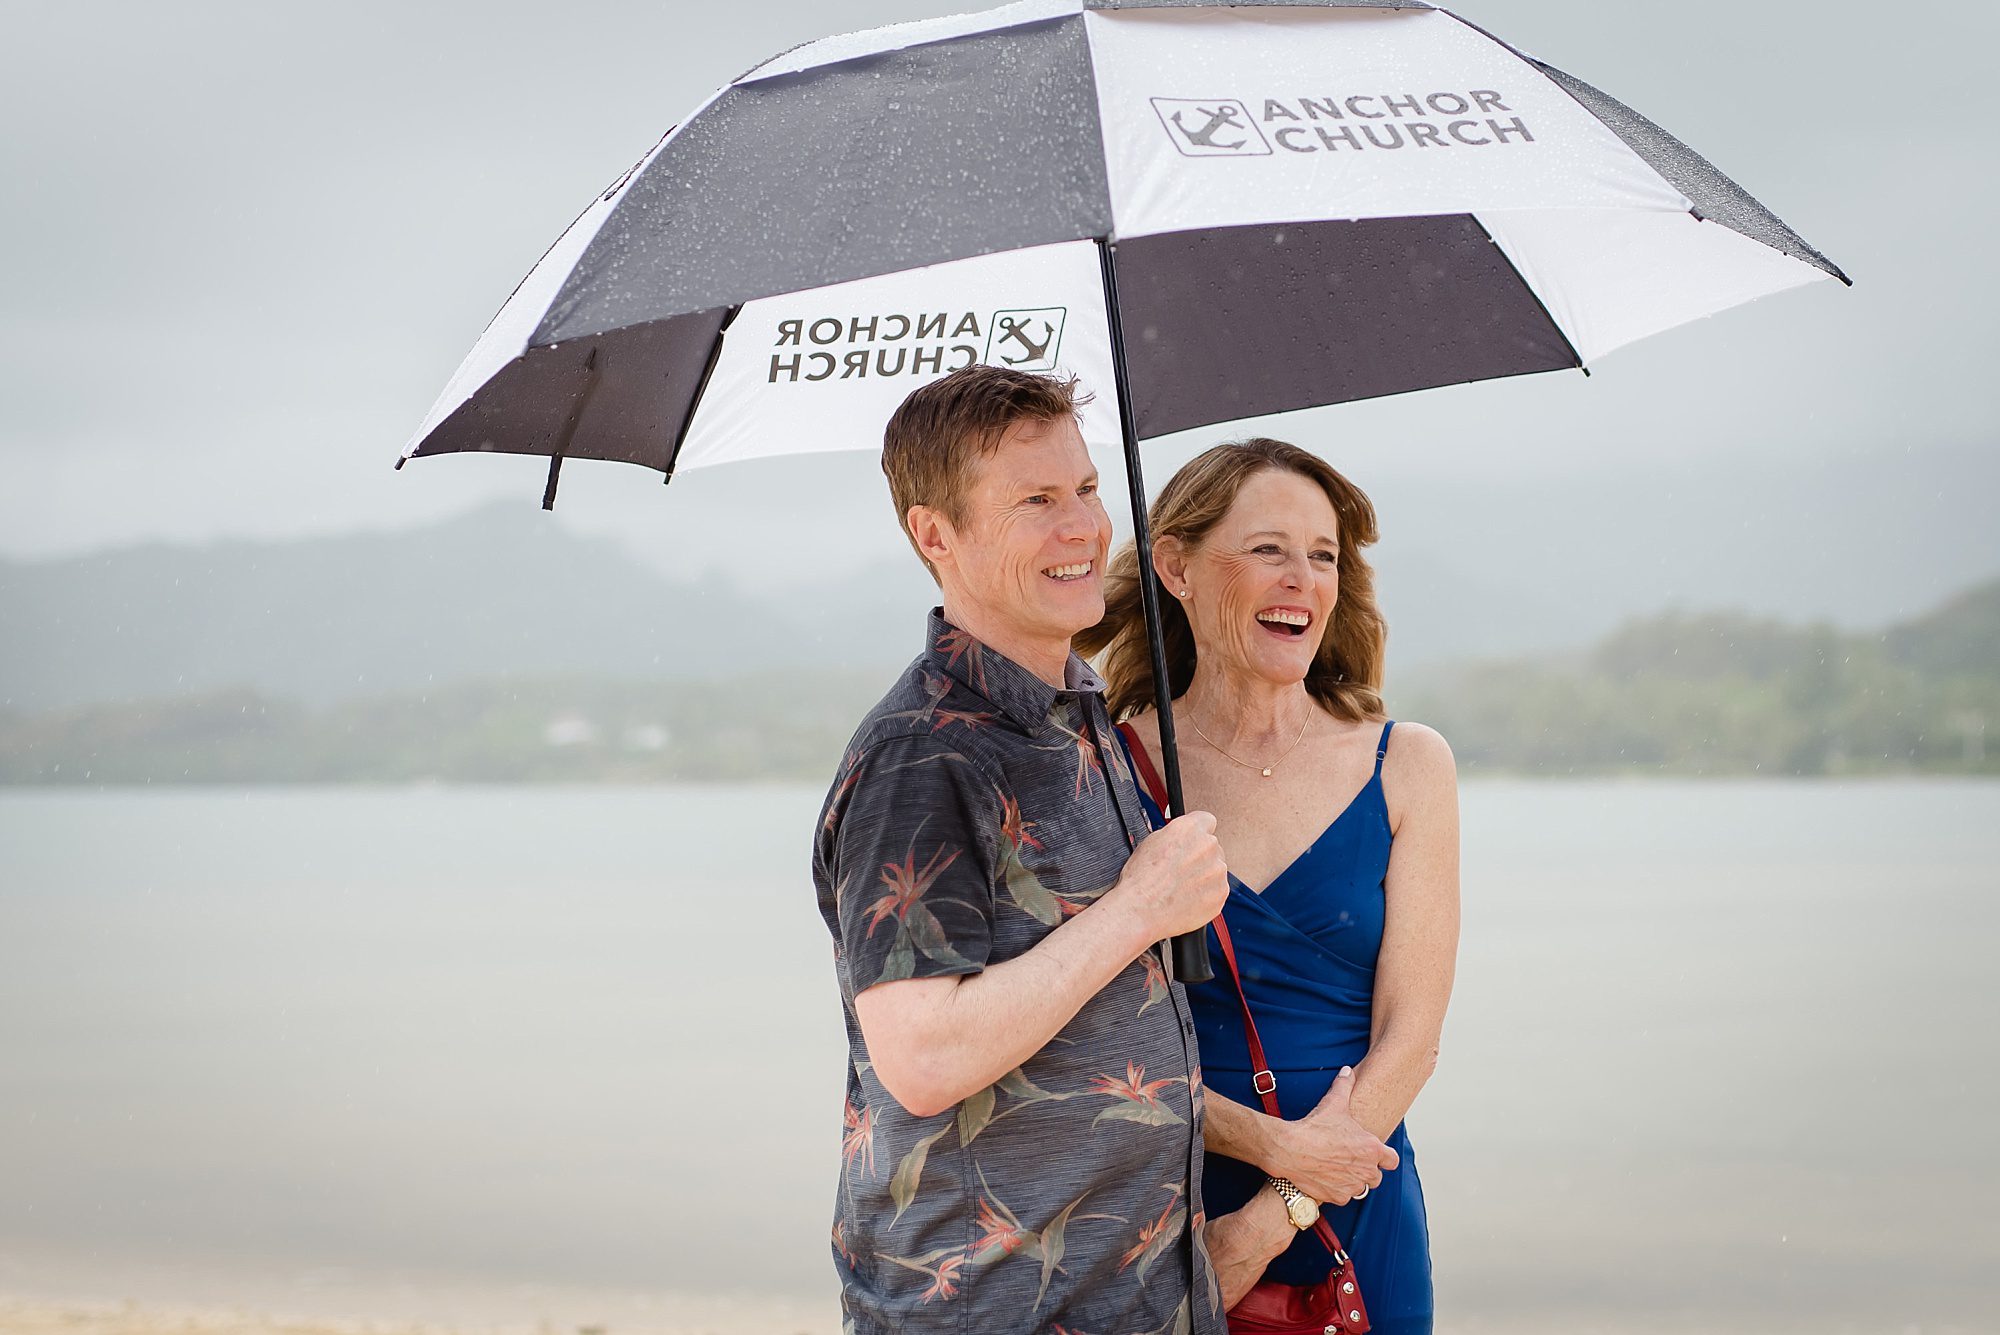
[1172,105,1247,150]
[995,315,1055,365]
[984,307,1067,373]
[1151,97,1270,157]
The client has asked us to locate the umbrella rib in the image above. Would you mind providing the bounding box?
[1465,215,1588,378]
[662,305,743,486]
[542,347,603,511]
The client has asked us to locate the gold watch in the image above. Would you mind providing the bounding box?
[1267,1175,1320,1230]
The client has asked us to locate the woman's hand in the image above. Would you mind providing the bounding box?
[1268,1066,1399,1204]
[1204,1185,1299,1311]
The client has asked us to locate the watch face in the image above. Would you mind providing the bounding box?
[1287,1196,1318,1229]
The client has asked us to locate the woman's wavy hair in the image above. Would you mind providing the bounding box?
[1077,438,1387,723]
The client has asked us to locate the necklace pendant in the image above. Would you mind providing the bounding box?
[1261,767,1273,777]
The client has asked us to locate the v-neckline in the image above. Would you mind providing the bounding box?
[1229,773,1381,897]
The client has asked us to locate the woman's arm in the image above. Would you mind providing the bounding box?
[1203,1070,1397,1204]
[1348,722,1460,1140]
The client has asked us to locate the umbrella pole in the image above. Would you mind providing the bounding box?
[1095,237,1214,986]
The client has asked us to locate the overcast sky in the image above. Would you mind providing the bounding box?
[2,0,1994,589]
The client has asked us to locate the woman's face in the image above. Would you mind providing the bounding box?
[1167,467,1340,691]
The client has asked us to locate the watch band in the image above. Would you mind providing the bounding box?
[1268,1175,1320,1229]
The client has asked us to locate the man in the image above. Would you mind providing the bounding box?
[812,365,1235,1333]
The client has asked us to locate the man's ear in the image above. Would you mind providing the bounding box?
[907,504,956,574]
[1152,536,1188,595]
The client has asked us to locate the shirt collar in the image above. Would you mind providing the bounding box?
[923,607,1104,733]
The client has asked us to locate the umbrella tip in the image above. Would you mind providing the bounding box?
[542,455,563,511]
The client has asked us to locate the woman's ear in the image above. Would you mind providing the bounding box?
[1152,536,1188,596]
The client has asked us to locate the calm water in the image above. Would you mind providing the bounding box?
[1,782,1995,1332]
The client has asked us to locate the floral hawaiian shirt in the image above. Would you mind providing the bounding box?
[812,609,1223,1335]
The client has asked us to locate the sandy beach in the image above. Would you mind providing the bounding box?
[0,1302,840,1335]
[0,1299,459,1335]
[0,1245,840,1335]
[0,1285,840,1335]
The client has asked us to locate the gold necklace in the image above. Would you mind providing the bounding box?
[1184,705,1314,778]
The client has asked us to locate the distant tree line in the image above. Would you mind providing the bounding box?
[3,580,1995,784]
[1396,581,1998,776]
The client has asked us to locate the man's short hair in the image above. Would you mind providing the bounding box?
[881,365,1091,579]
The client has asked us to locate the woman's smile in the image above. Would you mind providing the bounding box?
[1254,604,1314,638]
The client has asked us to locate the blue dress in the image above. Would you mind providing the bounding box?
[1122,720,1433,1335]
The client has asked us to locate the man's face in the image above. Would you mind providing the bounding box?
[936,416,1113,646]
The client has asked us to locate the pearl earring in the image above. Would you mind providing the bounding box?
[1178,589,1190,598]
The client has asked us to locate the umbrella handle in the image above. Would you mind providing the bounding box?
[1097,237,1215,987]
[1169,932,1213,987]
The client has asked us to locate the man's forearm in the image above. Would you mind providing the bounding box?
[856,891,1158,1116]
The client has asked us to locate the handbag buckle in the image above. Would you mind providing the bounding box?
[1252,1069,1277,1095]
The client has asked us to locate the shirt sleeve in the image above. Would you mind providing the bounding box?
[819,733,998,997]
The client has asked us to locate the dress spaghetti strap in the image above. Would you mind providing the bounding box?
[1375,720,1395,776]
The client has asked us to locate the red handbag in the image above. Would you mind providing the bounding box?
[1116,724,1370,1335]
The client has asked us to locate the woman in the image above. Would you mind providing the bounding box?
[1078,439,1459,1334]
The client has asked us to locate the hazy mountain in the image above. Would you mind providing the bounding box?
[1884,579,2000,676]
[5,439,1997,715]
[0,505,784,711]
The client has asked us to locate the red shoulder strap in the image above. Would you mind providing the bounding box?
[1115,721,1170,814]
[1210,915,1278,1118]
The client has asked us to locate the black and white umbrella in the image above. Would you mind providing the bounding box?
[400,0,1845,978]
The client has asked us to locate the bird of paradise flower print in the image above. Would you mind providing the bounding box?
[880,1246,969,1302]
[1118,1184,1188,1283]
[972,1189,1033,1265]
[998,793,1041,854]
[831,1219,858,1268]
[1072,731,1104,797]
[823,748,866,833]
[967,1170,1124,1306]
[1088,1061,1188,1129]
[865,833,975,985]
[1137,948,1170,1019]
[1044,703,1106,799]
[841,1095,876,1181]
[934,625,987,692]
[996,789,1110,926]
[932,706,995,734]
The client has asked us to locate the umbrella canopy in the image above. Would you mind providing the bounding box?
[400,0,1844,484]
